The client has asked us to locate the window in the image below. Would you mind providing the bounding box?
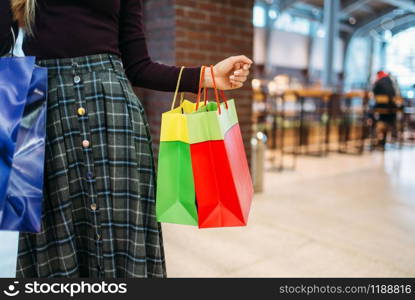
[253,4,266,28]
[344,37,372,90]
[253,3,311,35]
[386,27,415,95]
[274,12,310,35]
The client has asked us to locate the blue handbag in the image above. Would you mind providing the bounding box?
[0,55,48,233]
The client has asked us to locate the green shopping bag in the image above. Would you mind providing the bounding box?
[156,141,196,225]
[156,67,202,226]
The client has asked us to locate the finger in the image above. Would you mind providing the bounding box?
[230,55,253,66]
[231,82,243,89]
[233,76,247,83]
[234,62,242,71]
[243,64,251,70]
[233,69,249,77]
[230,74,247,83]
[230,76,245,84]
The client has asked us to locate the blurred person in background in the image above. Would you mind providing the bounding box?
[372,70,400,149]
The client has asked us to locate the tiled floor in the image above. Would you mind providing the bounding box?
[1,148,414,278]
[162,148,415,277]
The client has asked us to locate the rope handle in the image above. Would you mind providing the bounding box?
[6,27,17,57]
[209,65,221,114]
[171,66,185,110]
[196,65,229,113]
[209,65,229,112]
[195,67,212,110]
[203,85,208,105]
[196,66,206,111]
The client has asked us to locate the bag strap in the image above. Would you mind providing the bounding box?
[209,66,221,114]
[11,28,16,52]
[171,66,185,110]
[196,66,207,111]
[203,84,208,106]
[5,27,17,57]
[196,66,229,113]
[209,65,230,113]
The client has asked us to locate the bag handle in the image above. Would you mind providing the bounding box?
[196,66,229,114]
[171,66,185,110]
[209,65,229,113]
[203,84,209,106]
[195,67,210,110]
[196,66,206,111]
[5,27,17,57]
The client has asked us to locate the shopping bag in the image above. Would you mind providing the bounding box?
[189,66,254,228]
[156,67,200,226]
[0,56,48,232]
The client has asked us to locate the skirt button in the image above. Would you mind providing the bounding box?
[74,75,81,84]
[82,140,90,148]
[77,107,86,116]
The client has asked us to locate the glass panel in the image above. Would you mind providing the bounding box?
[345,37,371,90]
[274,12,310,35]
[253,4,266,28]
[386,27,415,95]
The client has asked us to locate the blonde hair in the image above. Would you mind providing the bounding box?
[11,0,36,36]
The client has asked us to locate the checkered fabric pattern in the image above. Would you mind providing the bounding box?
[16,54,166,278]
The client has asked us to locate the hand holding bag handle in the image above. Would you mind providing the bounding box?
[196,66,216,111]
[196,66,229,114]
[209,65,229,111]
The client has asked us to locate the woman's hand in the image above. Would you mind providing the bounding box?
[204,55,253,90]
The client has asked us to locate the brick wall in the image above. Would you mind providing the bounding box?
[136,0,176,156]
[139,0,254,163]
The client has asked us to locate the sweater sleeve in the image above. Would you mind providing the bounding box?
[119,0,201,93]
[0,0,16,56]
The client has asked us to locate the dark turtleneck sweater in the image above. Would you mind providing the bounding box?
[0,0,201,93]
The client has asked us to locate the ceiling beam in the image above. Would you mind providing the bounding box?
[378,0,415,14]
[392,13,415,26]
[284,2,354,33]
[279,0,300,11]
[352,7,400,36]
[294,2,324,18]
[364,13,412,35]
[341,0,373,18]
[386,14,415,33]
[285,6,323,22]
[340,23,355,33]
[391,20,415,34]
[294,2,321,10]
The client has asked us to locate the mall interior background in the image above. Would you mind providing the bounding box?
[1,0,415,277]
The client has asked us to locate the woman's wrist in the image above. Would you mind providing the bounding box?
[202,65,215,89]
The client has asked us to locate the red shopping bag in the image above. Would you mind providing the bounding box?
[190,66,253,228]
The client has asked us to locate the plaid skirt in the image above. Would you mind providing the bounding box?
[16,54,166,278]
